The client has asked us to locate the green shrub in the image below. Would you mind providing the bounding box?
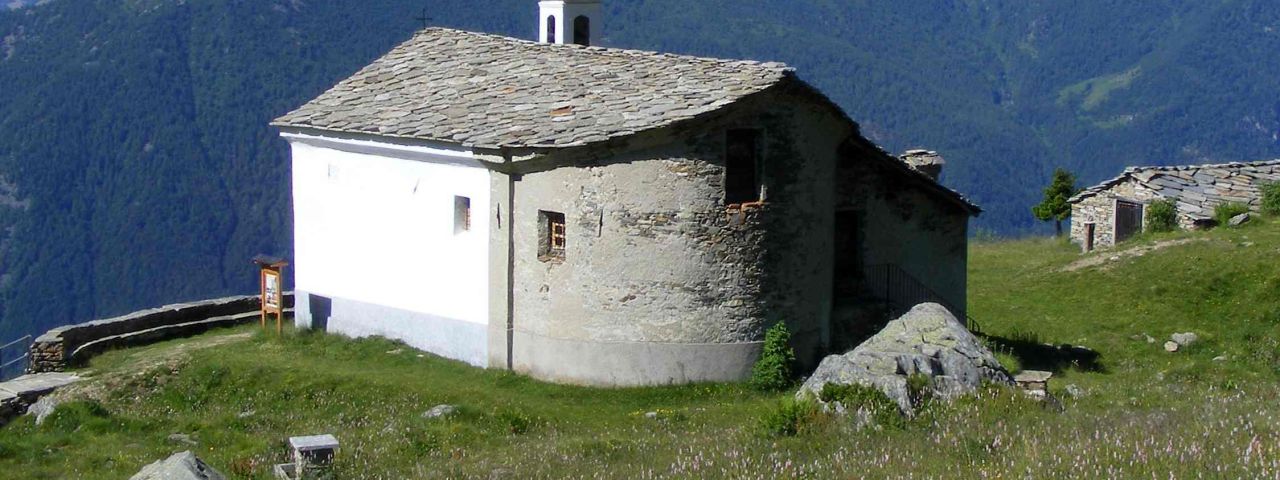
[1145,199,1178,233]
[750,322,796,391]
[758,396,821,437]
[1214,202,1251,226]
[1262,182,1280,215]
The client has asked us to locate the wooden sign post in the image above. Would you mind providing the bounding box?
[254,255,289,335]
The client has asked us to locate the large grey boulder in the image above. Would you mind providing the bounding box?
[130,451,225,480]
[799,303,1012,414]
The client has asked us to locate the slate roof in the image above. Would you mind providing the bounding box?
[1070,159,1280,220]
[272,28,792,149]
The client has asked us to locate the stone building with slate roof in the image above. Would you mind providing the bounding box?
[1069,160,1280,251]
[271,2,980,386]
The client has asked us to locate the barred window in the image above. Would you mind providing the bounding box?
[539,210,566,261]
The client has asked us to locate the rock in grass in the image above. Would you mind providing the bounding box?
[129,451,225,480]
[1064,384,1084,398]
[423,404,457,419]
[26,396,60,425]
[167,433,198,446]
[1164,341,1180,352]
[798,303,1013,414]
[1171,332,1198,347]
[1229,213,1252,227]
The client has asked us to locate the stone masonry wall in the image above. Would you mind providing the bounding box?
[1070,179,1165,251]
[500,84,853,383]
[835,147,971,313]
[1071,194,1117,251]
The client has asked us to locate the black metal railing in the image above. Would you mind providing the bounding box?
[0,335,32,381]
[864,264,971,328]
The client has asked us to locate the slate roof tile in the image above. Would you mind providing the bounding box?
[275,28,793,149]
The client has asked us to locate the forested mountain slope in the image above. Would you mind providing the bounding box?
[1,0,1278,341]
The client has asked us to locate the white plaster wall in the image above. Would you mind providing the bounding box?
[289,135,491,330]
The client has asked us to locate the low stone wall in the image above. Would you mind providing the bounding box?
[28,294,294,373]
[0,393,16,425]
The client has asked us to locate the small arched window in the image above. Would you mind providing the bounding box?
[573,16,590,46]
[546,15,557,43]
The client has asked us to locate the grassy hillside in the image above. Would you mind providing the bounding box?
[4,0,1280,342]
[2,221,1279,478]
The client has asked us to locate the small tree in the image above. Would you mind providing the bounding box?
[750,322,796,391]
[1145,199,1178,233]
[1032,168,1079,237]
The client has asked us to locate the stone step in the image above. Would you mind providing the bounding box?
[0,372,80,400]
[0,372,79,426]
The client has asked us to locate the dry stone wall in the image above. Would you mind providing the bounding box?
[1069,178,1167,251]
[28,294,293,373]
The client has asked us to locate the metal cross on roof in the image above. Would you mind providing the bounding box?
[415,5,433,30]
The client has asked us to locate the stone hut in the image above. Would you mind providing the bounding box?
[271,2,980,386]
[1069,159,1280,251]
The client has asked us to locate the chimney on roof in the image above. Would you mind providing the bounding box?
[900,149,946,181]
[539,0,602,47]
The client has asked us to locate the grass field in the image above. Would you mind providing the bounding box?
[3,220,1280,478]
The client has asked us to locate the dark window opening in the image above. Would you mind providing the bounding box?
[573,16,591,46]
[725,129,762,205]
[539,210,566,261]
[832,210,864,297]
[546,15,557,43]
[454,196,471,234]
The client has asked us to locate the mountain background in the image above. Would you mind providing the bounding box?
[0,0,1278,341]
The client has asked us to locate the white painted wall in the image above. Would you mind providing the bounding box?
[287,133,491,331]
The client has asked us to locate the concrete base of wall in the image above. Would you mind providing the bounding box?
[294,291,488,367]
[510,330,764,387]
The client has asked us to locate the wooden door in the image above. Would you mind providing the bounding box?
[1116,201,1143,243]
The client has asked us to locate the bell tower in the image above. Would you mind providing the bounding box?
[539,0,602,47]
